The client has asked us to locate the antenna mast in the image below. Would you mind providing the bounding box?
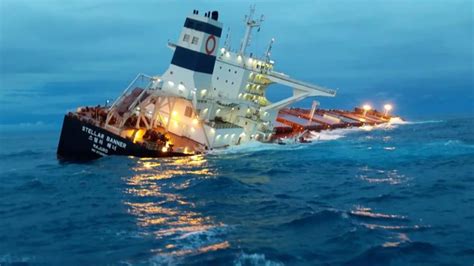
[223,27,232,50]
[264,38,275,62]
[239,5,264,55]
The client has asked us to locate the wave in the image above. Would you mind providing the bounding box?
[307,123,400,142]
[282,209,344,228]
[13,179,57,194]
[387,117,406,125]
[358,193,407,203]
[0,254,34,264]
[349,207,408,221]
[344,241,437,265]
[183,176,257,198]
[308,127,368,142]
[148,227,230,265]
[0,150,45,159]
[426,139,474,149]
[208,140,305,155]
[360,223,431,232]
[401,119,444,125]
[0,121,58,131]
[308,130,345,141]
[234,253,284,266]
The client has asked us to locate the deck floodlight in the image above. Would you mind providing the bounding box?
[384,104,393,116]
[362,104,371,116]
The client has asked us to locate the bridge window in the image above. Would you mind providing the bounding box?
[183,34,190,42]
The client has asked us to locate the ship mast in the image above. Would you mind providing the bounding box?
[239,5,264,55]
[264,38,274,62]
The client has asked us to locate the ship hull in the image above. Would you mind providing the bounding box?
[57,115,187,161]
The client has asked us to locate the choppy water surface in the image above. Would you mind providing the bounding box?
[0,118,473,265]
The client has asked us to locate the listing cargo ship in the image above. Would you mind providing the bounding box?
[57,7,400,160]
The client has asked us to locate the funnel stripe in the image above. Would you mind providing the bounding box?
[184,18,222,37]
[171,46,216,74]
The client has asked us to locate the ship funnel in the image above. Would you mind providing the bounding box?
[168,14,223,75]
[211,11,219,21]
[161,12,223,99]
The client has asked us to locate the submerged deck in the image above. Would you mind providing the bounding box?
[274,107,397,138]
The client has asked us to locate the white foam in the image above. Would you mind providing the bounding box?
[398,119,444,125]
[308,126,376,142]
[387,117,406,125]
[308,130,345,141]
[234,253,284,266]
[209,140,301,155]
[0,254,34,264]
[210,118,417,155]
[148,225,230,265]
[0,121,57,131]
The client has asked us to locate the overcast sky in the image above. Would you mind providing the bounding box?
[0,0,472,126]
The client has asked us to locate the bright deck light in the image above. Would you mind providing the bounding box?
[384,104,393,116]
[362,104,371,116]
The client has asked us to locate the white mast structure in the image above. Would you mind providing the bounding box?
[239,5,264,55]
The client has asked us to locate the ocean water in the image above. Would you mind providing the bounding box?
[0,118,473,266]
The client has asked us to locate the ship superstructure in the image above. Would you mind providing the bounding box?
[57,7,397,160]
[104,7,335,149]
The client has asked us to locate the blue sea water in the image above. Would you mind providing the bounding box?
[0,118,473,265]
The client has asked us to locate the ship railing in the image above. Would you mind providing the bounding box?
[108,73,154,111]
[126,77,157,112]
[208,121,242,129]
